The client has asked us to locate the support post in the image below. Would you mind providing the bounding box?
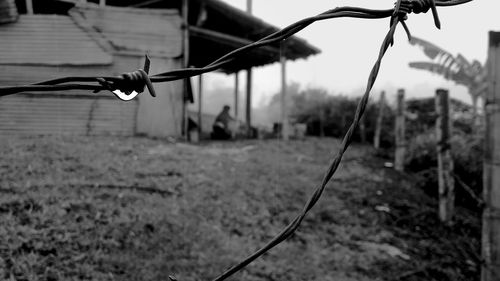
[182,0,189,140]
[246,69,252,137]
[374,91,386,149]
[246,0,252,14]
[234,72,239,120]
[99,0,105,7]
[472,94,479,124]
[482,31,500,281]
[198,75,203,137]
[281,54,289,140]
[435,89,454,224]
[395,89,406,171]
[25,0,33,14]
[471,93,482,128]
[245,1,253,138]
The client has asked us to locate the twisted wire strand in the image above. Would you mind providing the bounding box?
[0,0,471,97]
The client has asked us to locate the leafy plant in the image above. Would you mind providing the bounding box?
[409,36,487,120]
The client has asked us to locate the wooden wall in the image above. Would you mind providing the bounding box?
[0,15,112,65]
[0,9,185,138]
[71,5,185,138]
[0,56,139,136]
[0,54,185,137]
[73,5,183,58]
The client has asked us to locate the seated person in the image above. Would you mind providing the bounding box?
[211,105,234,140]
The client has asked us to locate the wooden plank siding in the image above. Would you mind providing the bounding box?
[0,56,140,136]
[0,15,112,65]
[0,56,185,137]
[73,5,183,58]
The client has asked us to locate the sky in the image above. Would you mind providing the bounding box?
[195,0,500,111]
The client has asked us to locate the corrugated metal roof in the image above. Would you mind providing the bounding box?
[0,14,112,65]
[72,5,183,58]
[0,0,18,24]
[198,0,320,59]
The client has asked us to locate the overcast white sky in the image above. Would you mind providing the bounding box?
[201,0,500,107]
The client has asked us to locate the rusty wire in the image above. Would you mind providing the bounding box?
[0,0,473,280]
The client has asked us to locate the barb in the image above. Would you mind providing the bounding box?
[97,55,156,101]
[0,0,471,100]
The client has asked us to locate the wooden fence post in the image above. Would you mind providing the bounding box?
[359,116,366,143]
[197,74,203,138]
[374,91,386,149]
[435,89,454,224]
[182,0,189,140]
[395,89,406,171]
[482,31,500,281]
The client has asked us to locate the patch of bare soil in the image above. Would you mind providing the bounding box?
[0,136,480,281]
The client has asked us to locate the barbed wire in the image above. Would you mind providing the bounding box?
[452,172,484,208]
[0,0,473,280]
[0,0,470,99]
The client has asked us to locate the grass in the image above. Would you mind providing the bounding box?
[0,135,480,281]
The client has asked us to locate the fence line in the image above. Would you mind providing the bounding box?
[0,1,473,281]
[395,89,406,171]
[390,87,486,216]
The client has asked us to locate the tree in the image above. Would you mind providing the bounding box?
[408,36,488,123]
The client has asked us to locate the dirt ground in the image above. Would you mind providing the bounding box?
[0,136,480,281]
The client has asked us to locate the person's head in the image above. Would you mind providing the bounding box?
[223,105,230,112]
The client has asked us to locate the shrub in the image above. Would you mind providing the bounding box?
[291,92,396,147]
[405,127,483,211]
[261,83,396,146]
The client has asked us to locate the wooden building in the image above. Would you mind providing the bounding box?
[0,0,319,138]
